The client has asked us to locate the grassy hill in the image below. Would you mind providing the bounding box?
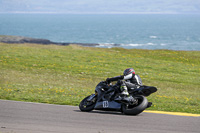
[0,43,199,114]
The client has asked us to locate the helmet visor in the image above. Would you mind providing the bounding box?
[124,73,133,80]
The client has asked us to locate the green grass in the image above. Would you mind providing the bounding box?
[0,43,200,114]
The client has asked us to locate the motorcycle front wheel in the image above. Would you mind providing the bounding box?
[79,95,97,112]
[122,95,148,115]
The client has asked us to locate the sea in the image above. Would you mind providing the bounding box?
[0,14,200,51]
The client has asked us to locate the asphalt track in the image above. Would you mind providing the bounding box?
[0,100,199,133]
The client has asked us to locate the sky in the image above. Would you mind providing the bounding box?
[0,0,200,14]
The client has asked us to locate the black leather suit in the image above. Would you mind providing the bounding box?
[107,74,142,91]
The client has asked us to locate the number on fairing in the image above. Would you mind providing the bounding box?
[103,101,109,108]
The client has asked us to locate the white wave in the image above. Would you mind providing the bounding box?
[97,42,157,48]
[97,43,116,48]
[160,43,167,46]
[147,43,155,45]
[127,44,143,46]
[98,43,114,46]
[149,36,157,39]
[127,43,156,46]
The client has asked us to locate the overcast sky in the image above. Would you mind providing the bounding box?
[0,0,200,14]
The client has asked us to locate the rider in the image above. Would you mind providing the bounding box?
[106,68,142,103]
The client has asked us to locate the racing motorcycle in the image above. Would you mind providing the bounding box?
[79,80,157,115]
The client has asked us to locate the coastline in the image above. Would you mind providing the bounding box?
[1,35,199,51]
[0,35,102,47]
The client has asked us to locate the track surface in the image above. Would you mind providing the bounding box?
[0,100,199,133]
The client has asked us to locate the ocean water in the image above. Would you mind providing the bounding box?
[0,14,200,51]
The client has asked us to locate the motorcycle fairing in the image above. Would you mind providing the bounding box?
[132,86,157,96]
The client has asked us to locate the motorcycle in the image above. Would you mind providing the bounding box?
[79,80,157,115]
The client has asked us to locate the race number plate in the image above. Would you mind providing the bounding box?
[103,101,109,108]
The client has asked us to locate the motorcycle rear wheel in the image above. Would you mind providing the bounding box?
[79,95,96,112]
[122,95,148,115]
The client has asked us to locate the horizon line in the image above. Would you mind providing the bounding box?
[0,11,200,15]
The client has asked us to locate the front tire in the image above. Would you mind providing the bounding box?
[122,95,148,115]
[79,95,96,112]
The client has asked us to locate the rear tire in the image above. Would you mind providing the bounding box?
[122,95,148,115]
[79,95,96,112]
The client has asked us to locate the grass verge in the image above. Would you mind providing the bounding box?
[0,43,199,114]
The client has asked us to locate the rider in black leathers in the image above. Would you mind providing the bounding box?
[106,68,142,103]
